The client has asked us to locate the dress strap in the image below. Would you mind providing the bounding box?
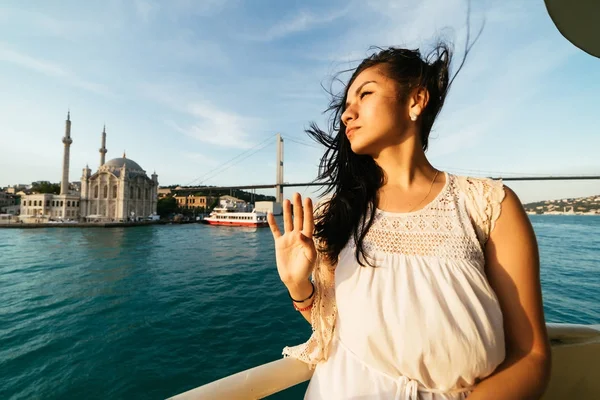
[395,374,472,399]
[395,376,419,400]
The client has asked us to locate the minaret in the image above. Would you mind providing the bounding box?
[99,125,107,166]
[81,164,92,217]
[60,111,73,195]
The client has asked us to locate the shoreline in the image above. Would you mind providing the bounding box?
[1,214,597,228]
[0,220,170,229]
[527,213,600,216]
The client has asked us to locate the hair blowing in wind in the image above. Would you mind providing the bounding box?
[307,12,483,267]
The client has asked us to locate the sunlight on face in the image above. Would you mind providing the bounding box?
[341,65,410,156]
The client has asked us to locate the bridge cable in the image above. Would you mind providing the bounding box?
[194,143,275,186]
[185,134,276,186]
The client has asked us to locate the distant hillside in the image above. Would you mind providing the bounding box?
[224,190,275,203]
[523,194,600,215]
[170,186,275,203]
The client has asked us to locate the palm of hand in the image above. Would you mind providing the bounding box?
[267,193,317,286]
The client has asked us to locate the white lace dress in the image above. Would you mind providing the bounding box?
[303,173,506,400]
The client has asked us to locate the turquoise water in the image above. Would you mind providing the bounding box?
[0,215,598,399]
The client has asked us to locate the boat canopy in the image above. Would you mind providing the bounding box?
[545,0,600,58]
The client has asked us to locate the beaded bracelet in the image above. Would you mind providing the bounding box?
[287,280,315,303]
[293,301,314,312]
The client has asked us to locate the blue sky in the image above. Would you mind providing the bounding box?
[0,0,598,204]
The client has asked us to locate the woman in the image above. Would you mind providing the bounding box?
[267,42,551,399]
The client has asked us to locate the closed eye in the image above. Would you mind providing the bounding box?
[360,91,372,99]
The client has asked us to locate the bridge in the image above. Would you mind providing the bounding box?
[172,134,600,200]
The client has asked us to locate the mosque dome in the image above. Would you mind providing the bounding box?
[101,154,147,178]
[104,157,144,171]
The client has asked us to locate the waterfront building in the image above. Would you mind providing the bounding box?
[0,191,16,210]
[4,185,29,195]
[158,188,172,199]
[218,195,250,211]
[174,194,216,210]
[80,153,158,221]
[19,112,159,222]
[20,193,80,220]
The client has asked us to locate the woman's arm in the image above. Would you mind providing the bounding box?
[468,186,552,400]
[287,280,315,324]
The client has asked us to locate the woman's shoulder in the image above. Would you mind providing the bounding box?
[451,173,505,196]
[450,173,506,244]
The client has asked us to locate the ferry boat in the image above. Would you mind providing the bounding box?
[202,206,269,227]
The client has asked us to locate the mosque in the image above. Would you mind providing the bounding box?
[20,112,159,222]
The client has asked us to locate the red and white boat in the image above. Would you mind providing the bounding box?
[202,206,268,227]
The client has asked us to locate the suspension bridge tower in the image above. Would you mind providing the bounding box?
[275,133,284,204]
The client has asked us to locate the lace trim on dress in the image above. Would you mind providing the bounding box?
[282,250,337,368]
[454,176,506,246]
[347,176,482,261]
[282,199,337,368]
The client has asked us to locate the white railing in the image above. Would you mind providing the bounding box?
[168,323,600,400]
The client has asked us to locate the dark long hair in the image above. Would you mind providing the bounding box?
[308,35,479,267]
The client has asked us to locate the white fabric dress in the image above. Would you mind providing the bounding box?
[304,173,506,399]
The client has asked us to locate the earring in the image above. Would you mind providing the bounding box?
[410,113,417,121]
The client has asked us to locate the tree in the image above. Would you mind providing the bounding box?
[31,181,60,194]
[209,197,220,210]
[157,196,177,217]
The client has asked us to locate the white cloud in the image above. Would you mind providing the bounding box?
[0,45,65,75]
[134,0,159,23]
[0,6,105,39]
[0,44,113,97]
[252,7,349,41]
[151,34,229,67]
[166,102,258,149]
[170,0,233,16]
[360,0,469,46]
[139,83,263,149]
[428,34,576,157]
[131,0,234,21]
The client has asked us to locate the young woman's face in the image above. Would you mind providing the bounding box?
[341,65,410,156]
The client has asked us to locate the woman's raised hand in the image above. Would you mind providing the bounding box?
[267,193,317,287]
